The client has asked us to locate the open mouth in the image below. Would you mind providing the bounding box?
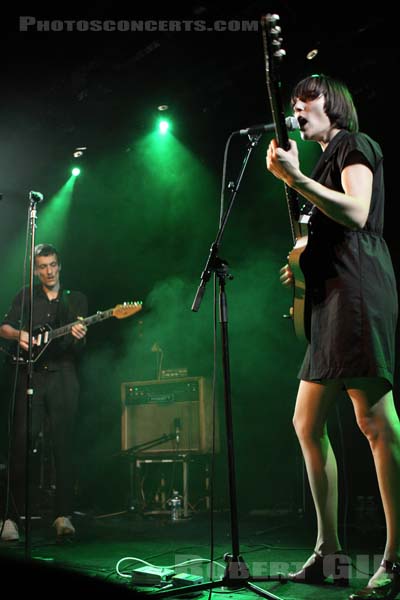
[297,117,307,130]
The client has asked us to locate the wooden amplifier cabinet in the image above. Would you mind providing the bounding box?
[121,376,219,454]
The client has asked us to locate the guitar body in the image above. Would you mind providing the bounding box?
[31,323,54,361]
[288,235,310,343]
[261,13,309,342]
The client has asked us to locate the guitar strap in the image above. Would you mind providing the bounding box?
[58,288,72,326]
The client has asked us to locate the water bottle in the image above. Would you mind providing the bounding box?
[169,490,182,521]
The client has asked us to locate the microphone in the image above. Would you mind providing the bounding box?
[29,190,44,203]
[174,417,181,445]
[236,116,299,136]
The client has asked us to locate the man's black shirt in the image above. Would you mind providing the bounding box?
[1,285,88,370]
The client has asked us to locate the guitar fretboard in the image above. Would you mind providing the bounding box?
[50,310,113,340]
[261,14,302,243]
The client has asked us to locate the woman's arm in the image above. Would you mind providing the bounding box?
[266,139,372,229]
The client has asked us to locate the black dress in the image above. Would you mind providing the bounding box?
[298,130,398,386]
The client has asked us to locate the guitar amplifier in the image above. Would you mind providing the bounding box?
[121,377,219,454]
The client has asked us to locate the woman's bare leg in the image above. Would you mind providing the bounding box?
[293,379,343,555]
[347,377,400,586]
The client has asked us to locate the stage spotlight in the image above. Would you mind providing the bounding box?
[158,119,170,135]
[71,167,81,176]
[73,146,87,158]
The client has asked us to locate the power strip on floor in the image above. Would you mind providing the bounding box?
[172,573,204,587]
[131,566,175,586]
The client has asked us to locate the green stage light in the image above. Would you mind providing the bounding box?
[71,167,81,176]
[158,119,170,135]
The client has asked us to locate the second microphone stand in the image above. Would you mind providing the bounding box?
[24,191,44,558]
[145,134,286,600]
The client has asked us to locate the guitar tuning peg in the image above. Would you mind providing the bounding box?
[274,49,286,59]
[268,13,280,24]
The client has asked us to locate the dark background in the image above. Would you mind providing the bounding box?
[0,2,398,521]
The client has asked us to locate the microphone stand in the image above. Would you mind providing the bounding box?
[146,135,285,600]
[24,191,43,558]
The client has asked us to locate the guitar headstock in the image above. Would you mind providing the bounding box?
[113,301,143,319]
[261,13,292,151]
[261,13,286,82]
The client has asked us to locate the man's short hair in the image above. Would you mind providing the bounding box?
[34,243,60,263]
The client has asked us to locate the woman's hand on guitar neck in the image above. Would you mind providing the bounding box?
[280,264,294,287]
[266,138,300,187]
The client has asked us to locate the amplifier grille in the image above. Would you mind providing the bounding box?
[121,377,218,454]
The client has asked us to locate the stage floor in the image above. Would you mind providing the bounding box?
[0,507,386,599]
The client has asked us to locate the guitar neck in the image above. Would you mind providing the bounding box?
[267,78,302,241]
[50,309,113,340]
[284,185,302,242]
[261,14,302,243]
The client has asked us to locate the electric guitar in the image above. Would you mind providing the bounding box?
[261,13,310,343]
[1,301,142,364]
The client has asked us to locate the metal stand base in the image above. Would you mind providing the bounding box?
[143,553,286,599]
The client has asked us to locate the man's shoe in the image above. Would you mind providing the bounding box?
[53,516,75,537]
[0,519,19,541]
[349,560,400,599]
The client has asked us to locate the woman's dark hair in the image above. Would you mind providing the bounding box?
[291,74,359,132]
